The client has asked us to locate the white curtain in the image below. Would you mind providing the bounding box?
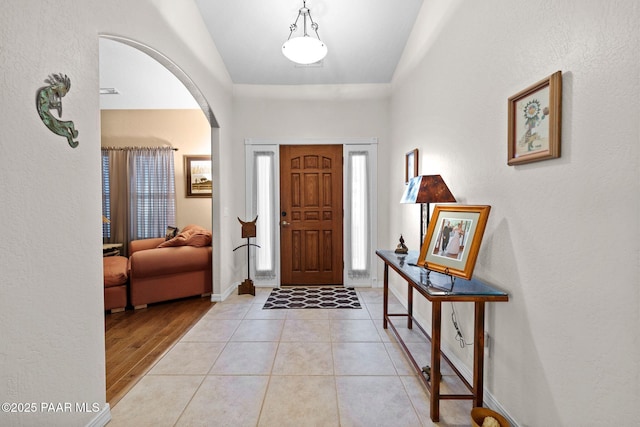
[254,151,276,279]
[347,151,370,278]
[102,147,176,254]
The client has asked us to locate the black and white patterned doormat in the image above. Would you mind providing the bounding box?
[263,287,361,309]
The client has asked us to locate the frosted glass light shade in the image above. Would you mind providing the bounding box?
[282,36,327,65]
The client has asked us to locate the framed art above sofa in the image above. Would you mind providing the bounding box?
[185,155,212,197]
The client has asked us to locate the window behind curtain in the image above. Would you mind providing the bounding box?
[344,143,377,287]
[254,151,276,278]
[348,151,369,275]
[101,147,176,242]
[101,152,111,239]
[130,148,176,239]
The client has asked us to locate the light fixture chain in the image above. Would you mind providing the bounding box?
[287,11,302,41]
[306,11,321,40]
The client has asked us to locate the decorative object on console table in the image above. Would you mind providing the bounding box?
[400,175,456,246]
[417,205,490,280]
[405,149,418,183]
[394,235,408,254]
[233,216,259,296]
[184,155,212,197]
[508,70,562,165]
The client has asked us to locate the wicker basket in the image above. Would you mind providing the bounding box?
[470,407,510,427]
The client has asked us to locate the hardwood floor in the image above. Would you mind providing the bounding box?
[105,296,215,406]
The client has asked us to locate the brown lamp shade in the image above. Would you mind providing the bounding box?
[400,175,456,204]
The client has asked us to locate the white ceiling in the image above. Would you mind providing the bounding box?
[195,0,423,85]
[99,0,423,109]
[99,38,200,110]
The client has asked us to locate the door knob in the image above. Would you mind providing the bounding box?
[281,220,290,226]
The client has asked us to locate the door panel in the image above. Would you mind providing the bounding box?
[280,145,343,285]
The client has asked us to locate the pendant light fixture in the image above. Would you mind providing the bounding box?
[282,0,327,65]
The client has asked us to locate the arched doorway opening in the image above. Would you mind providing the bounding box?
[98,35,221,404]
[99,34,220,296]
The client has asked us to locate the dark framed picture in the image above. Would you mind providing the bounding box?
[508,71,562,165]
[418,205,491,280]
[184,155,212,198]
[405,149,418,183]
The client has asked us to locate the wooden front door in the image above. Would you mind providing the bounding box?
[280,145,343,285]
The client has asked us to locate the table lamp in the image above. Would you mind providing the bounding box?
[400,175,456,246]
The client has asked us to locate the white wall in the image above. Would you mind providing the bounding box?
[0,0,232,425]
[390,0,639,425]
[231,85,392,286]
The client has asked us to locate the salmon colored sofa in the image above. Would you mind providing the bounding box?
[128,225,212,309]
[103,255,128,313]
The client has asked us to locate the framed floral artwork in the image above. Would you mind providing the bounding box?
[417,205,491,280]
[508,71,562,165]
[185,155,212,197]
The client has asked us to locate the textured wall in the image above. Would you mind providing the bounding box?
[0,0,232,425]
[390,0,639,425]
[231,87,391,287]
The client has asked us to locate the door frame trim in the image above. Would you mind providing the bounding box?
[245,138,378,288]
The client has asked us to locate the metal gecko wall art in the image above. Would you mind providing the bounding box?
[36,73,79,148]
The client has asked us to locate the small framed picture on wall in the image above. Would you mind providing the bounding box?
[405,149,418,183]
[185,155,212,198]
[508,71,562,165]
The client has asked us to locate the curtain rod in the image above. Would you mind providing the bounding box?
[101,146,178,151]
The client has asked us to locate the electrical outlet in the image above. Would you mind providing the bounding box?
[484,331,491,357]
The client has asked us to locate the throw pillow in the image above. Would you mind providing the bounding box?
[157,226,212,248]
[165,226,179,240]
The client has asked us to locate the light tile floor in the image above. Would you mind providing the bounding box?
[108,288,472,426]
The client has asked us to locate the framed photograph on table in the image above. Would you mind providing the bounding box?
[185,155,212,198]
[418,205,491,280]
[405,149,418,183]
[508,71,562,165]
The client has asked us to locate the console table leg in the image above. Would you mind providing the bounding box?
[473,302,486,408]
[383,264,389,329]
[430,300,442,422]
[407,281,413,329]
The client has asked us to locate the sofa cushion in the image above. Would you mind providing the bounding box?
[129,245,212,277]
[103,256,128,287]
[157,225,212,248]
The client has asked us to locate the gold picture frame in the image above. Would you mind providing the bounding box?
[405,149,418,183]
[508,71,562,165]
[185,155,212,198]
[418,205,491,280]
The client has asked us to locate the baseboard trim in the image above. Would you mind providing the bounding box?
[85,403,111,427]
[211,281,241,302]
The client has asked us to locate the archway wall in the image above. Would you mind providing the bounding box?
[0,1,233,425]
[97,1,237,302]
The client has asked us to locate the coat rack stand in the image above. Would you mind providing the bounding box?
[233,216,259,296]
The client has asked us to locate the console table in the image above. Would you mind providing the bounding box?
[376,249,508,422]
